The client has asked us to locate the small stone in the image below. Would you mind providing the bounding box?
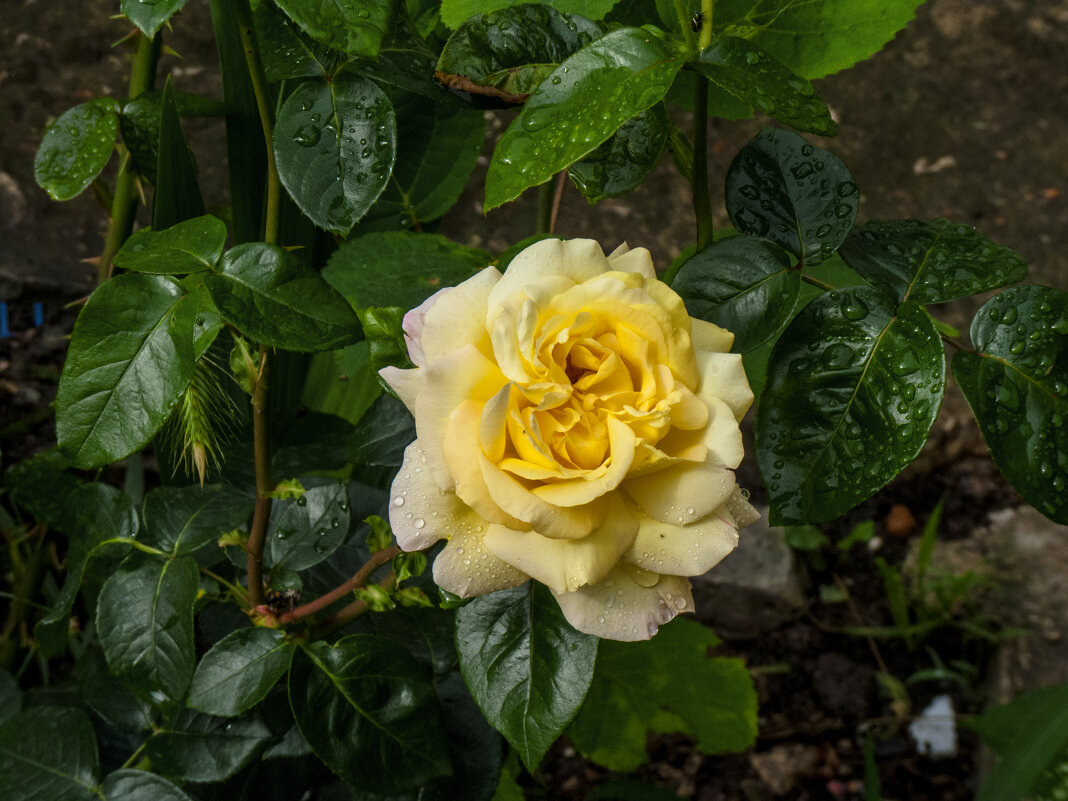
[885,503,917,538]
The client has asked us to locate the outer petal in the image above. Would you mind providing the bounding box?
[488,238,609,319]
[433,527,529,597]
[552,565,694,641]
[379,365,421,414]
[388,441,456,551]
[623,461,736,526]
[403,287,450,368]
[694,349,754,421]
[623,507,739,576]
[421,266,500,363]
[607,244,656,279]
[482,495,637,593]
[691,318,735,354]
[657,396,744,469]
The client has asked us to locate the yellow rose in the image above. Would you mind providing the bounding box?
[381,238,758,640]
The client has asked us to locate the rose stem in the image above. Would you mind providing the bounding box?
[313,571,397,636]
[235,0,281,608]
[279,546,399,625]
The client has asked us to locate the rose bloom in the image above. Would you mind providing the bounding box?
[381,238,758,640]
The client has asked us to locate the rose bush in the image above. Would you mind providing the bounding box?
[381,238,759,640]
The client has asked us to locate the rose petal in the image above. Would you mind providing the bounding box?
[418,345,508,490]
[691,318,735,354]
[433,526,528,597]
[403,287,451,368]
[388,441,457,551]
[694,349,753,421]
[623,508,739,576]
[726,486,761,528]
[421,266,500,363]
[623,460,736,525]
[488,239,610,320]
[483,495,637,593]
[552,565,694,640]
[664,396,744,469]
[531,417,636,507]
[379,365,422,414]
[607,244,656,278]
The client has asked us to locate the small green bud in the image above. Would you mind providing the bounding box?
[354,584,395,612]
[365,515,393,553]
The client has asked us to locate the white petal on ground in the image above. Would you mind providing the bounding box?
[623,460,736,526]
[482,495,638,593]
[624,507,739,576]
[553,565,694,640]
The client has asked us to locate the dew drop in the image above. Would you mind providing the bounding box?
[413,518,425,529]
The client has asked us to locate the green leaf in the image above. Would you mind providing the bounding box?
[5,450,82,531]
[142,483,255,555]
[568,618,757,771]
[204,242,360,351]
[436,4,602,100]
[485,26,684,211]
[441,0,620,28]
[154,78,205,229]
[101,770,194,801]
[0,707,99,801]
[838,219,1029,305]
[691,35,835,135]
[0,672,20,726]
[255,0,344,81]
[96,551,200,706]
[56,274,196,468]
[35,483,138,656]
[144,708,274,783]
[756,288,946,525]
[568,103,668,203]
[184,279,225,359]
[288,635,451,794]
[301,341,382,426]
[343,5,447,100]
[34,98,118,201]
[456,581,598,772]
[952,285,1068,524]
[725,126,858,266]
[324,232,489,313]
[672,235,801,353]
[965,682,1068,801]
[355,94,485,232]
[272,75,396,235]
[713,0,924,79]
[274,0,391,58]
[267,480,351,571]
[120,91,228,184]
[114,216,227,275]
[122,0,188,37]
[82,666,156,733]
[188,628,295,717]
[350,392,416,467]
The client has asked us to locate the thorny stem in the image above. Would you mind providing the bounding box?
[100,31,160,283]
[315,571,397,635]
[234,0,280,609]
[279,546,399,625]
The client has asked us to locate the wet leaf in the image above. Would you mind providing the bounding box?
[757,287,946,525]
[255,0,344,81]
[725,126,858,267]
[323,232,489,313]
[273,0,390,58]
[289,635,450,794]
[691,35,835,135]
[120,91,227,184]
[440,0,620,28]
[144,709,274,782]
[568,104,668,203]
[122,0,188,37]
[266,481,351,571]
[142,483,255,555]
[188,628,295,717]
[153,78,205,229]
[673,235,801,353]
[101,770,194,801]
[839,218,1028,305]
[0,707,99,801]
[273,75,396,235]
[34,98,118,201]
[436,4,602,101]
[56,274,197,468]
[204,242,360,352]
[114,215,228,275]
[456,582,598,772]
[485,26,684,211]
[953,285,1068,524]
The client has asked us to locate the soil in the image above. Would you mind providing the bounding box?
[1,1,1066,800]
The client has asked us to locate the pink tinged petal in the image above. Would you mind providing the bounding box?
[530,417,636,507]
[421,266,500,363]
[417,345,508,490]
[389,442,456,551]
[482,494,638,593]
[378,366,422,414]
[624,509,739,576]
[402,287,451,368]
[443,400,528,529]
[623,461,736,526]
[552,565,694,641]
[691,318,735,354]
[694,349,754,421]
[606,244,657,278]
[432,526,528,597]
